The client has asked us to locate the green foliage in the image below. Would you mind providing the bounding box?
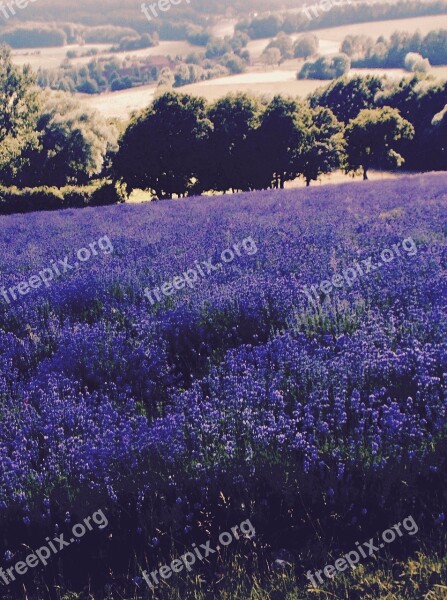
[344,28,447,68]
[264,32,294,61]
[310,75,384,123]
[204,93,261,193]
[294,34,319,59]
[89,181,126,206]
[299,107,345,186]
[236,0,447,39]
[404,52,431,73]
[0,184,121,214]
[298,54,351,80]
[255,96,308,189]
[0,46,40,184]
[114,91,212,199]
[0,26,67,48]
[113,33,157,51]
[261,47,281,66]
[17,92,118,187]
[345,106,415,179]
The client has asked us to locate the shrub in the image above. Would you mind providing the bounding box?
[89,182,126,206]
[294,34,319,59]
[0,184,123,215]
[298,54,351,80]
[0,27,67,48]
[404,52,431,72]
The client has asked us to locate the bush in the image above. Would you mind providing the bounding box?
[89,182,126,206]
[298,54,351,80]
[404,52,431,73]
[0,26,67,48]
[0,184,123,215]
[294,34,319,59]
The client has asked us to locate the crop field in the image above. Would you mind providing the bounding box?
[10,40,195,71]
[0,173,446,598]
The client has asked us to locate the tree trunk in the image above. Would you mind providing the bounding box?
[363,168,368,181]
[306,179,311,187]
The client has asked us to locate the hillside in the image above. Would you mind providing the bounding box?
[0,173,446,598]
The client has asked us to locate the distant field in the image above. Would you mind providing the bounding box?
[314,13,447,44]
[10,40,196,71]
[79,83,158,119]
[12,12,447,119]
[77,65,425,119]
[78,76,328,118]
[11,44,111,70]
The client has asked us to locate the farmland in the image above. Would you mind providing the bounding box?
[6,13,447,119]
[83,14,447,118]
[0,173,446,598]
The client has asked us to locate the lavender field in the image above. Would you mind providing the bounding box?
[0,173,446,599]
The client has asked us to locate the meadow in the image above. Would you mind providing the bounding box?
[0,173,446,598]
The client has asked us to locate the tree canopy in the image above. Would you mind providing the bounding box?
[0,45,40,183]
[345,107,415,180]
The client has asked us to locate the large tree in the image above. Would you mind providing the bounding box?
[309,75,384,124]
[255,96,306,189]
[345,106,414,180]
[18,92,118,187]
[0,45,40,184]
[205,93,261,193]
[113,92,212,199]
[299,107,345,186]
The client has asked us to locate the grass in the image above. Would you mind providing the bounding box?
[52,538,447,599]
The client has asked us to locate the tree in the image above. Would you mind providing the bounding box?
[294,34,319,59]
[344,106,414,180]
[265,33,294,61]
[18,92,118,187]
[113,92,212,199]
[429,104,447,170]
[298,54,350,80]
[205,93,261,193]
[404,52,430,73]
[0,45,40,184]
[255,96,306,189]
[309,76,384,123]
[261,47,281,66]
[299,107,345,186]
[421,29,447,66]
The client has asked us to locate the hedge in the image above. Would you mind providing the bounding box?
[0,183,125,216]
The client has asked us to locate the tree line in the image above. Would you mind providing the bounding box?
[112,90,415,198]
[236,0,447,39]
[342,29,447,69]
[2,45,447,203]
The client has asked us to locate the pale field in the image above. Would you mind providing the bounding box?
[78,63,433,119]
[78,76,329,118]
[10,40,196,70]
[11,44,111,70]
[70,40,195,66]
